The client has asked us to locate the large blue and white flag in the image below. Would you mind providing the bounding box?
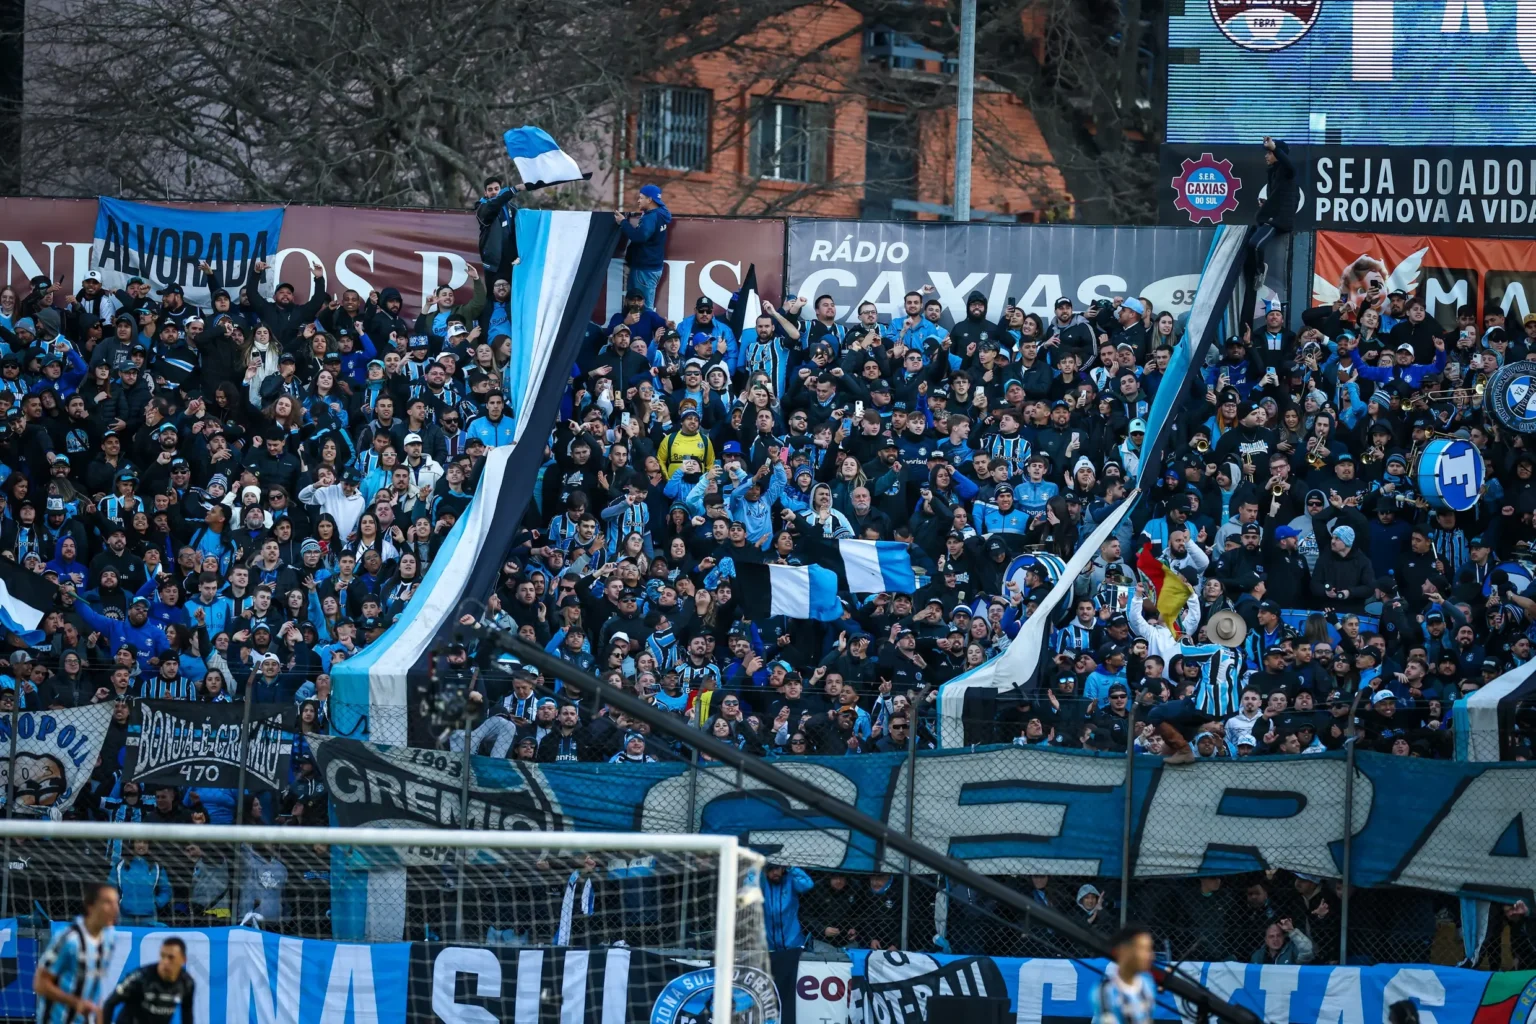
[737,538,915,621]
[91,197,284,308]
[503,126,590,190]
[0,557,56,643]
[838,539,916,594]
[737,562,844,621]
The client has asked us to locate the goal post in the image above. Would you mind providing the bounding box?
[0,819,766,1024]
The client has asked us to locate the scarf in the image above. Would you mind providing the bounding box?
[556,870,595,946]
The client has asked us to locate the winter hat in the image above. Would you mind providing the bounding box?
[1334,525,1356,549]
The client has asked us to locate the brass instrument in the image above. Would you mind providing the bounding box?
[1271,484,1286,497]
[1305,437,1328,470]
[1192,437,1210,453]
[1359,446,1382,465]
[1421,381,1486,402]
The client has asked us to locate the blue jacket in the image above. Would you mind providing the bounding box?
[761,867,815,949]
[76,602,168,674]
[1349,348,1447,390]
[728,465,786,549]
[466,413,517,448]
[110,856,171,919]
[619,207,672,270]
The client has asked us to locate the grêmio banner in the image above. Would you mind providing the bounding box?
[126,700,293,791]
[1160,143,1536,238]
[313,736,1536,903]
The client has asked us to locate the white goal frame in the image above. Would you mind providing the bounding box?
[0,819,760,1020]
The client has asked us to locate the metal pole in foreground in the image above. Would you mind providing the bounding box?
[1,698,18,916]
[1339,686,1368,965]
[899,685,926,948]
[953,0,976,222]
[1120,703,1136,927]
[488,630,1261,1024]
[455,667,477,942]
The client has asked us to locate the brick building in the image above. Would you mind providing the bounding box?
[600,1,1072,222]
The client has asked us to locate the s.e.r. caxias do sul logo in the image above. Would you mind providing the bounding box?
[1210,0,1324,51]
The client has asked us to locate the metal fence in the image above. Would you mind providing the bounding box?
[0,686,1522,968]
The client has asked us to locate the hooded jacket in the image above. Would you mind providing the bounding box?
[1257,141,1298,231]
[476,187,519,275]
[620,203,671,270]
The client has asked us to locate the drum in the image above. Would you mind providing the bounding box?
[1484,561,1536,599]
[1415,438,1484,511]
[1003,552,1067,593]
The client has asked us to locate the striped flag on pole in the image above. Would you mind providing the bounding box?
[503,126,591,190]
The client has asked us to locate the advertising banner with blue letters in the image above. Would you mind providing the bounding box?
[6,926,1535,1024]
[317,737,1536,902]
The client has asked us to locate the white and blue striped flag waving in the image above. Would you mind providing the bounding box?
[502,125,591,191]
[737,539,916,621]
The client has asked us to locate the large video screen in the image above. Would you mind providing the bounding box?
[1167,1,1536,145]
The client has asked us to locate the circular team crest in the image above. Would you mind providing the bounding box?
[1209,0,1324,51]
[1490,359,1536,434]
[1171,154,1242,224]
[651,965,780,1024]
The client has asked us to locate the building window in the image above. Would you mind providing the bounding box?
[636,87,710,171]
[863,113,916,219]
[752,100,827,183]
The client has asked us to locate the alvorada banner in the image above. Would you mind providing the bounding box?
[0,703,113,817]
[314,737,1536,901]
[91,197,284,308]
[127,700,294,792]
[786,220,1216,325]
[4,926,1535,1024]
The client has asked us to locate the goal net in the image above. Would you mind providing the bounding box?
[0,819,769,1024]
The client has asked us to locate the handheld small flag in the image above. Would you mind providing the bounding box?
[0,557,58,642]
[502,126,591,191]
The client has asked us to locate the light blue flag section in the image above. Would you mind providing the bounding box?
[502,125,585,188]
[768,563,843,621]
[91,197,284,308]
[839,539,916,594]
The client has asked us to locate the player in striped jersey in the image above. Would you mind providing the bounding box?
[1091,924,1159,1024]
[35,882,119,1024]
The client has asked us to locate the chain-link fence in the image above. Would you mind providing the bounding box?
[0,682,1518,967]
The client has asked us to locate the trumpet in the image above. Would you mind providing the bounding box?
[1305,438,1328,469]
[1192,437,1210,453]
[1421,381,1485,402]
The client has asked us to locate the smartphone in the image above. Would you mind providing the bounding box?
[620,412,631,427]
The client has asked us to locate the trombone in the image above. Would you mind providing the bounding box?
[1421,381,1485,402]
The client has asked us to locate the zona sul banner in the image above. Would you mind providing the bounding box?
[0,703,113,817]
[1,197,785,326]
[7,926,1536,1024]
[785,219,1216,325]
[1311,230,1536,331]
[125,700,294,792]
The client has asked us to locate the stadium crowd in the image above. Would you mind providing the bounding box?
[0,175,1531,962]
